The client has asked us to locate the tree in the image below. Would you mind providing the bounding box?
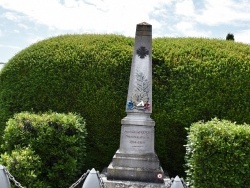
[226,33,234,41]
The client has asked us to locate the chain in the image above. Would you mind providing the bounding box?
[181,178,188,188]
[165,178,174,188]
[2,167,100,188]
[166,177,188,188]
[3,166,25,188]
[69,170,90,188]
[2,165,188,188]
[96,171,105,188]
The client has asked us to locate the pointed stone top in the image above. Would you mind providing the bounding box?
[82,168,101,188]
[89,168,97,174]
[136,22,152,36]
[174,175,181,181]
[170,176,184,188]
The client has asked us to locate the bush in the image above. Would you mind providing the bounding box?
[1,111,87,188]
[0,35,250,177]
[0,146,48,187]
[185,118,250,187]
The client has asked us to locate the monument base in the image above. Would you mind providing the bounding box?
[107,150,164,183]
[102,176,172,188]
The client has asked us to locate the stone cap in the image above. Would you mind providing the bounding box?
[121,113,155,126]
[136,22,152,36]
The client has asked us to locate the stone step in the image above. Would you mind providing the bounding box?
[107,164,165,183]
[112,154,160,169]
[102,175,172,188]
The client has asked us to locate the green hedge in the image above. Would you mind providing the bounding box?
[185,118,250,187]
[0,34,132,175]
[0,111,87,188]
[152,38,250,176]
[0,35,250,177]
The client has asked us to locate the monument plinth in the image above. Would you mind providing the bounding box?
[106,22,165,184]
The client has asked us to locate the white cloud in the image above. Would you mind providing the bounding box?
[0,0,170,36]
[26,35,46,45]
[162,0,250,40]
[1,11,31,31]
[0,44,22,50]
[175,0,195,17]
[1,0,249,36]
[235,29,250,44]
[61,0,81,8]
[0,0,250,63]
[3,11,21,21]
[196,0,250,26]
[175,21,194,31]
[17,23,30,29]
[174,21,211,37]
[0,44,23,62]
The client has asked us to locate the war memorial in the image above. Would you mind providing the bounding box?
[101,22,184,188]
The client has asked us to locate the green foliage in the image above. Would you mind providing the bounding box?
[0,35,250,177]
[0,146,47,188]
[0,34,132,174]
[185,118,250,188]
[152,38,250,176]
[0,111,87,188]
[226,33,235,41]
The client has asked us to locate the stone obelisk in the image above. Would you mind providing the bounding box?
[107,22,164,183]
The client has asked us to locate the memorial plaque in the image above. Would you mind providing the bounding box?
[120,125,154,154]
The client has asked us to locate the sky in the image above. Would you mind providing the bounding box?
[0,0,250,64]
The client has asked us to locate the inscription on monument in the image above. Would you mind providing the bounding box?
[121,126,154,153]
[125,130,150,147]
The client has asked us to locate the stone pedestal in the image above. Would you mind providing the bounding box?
[107,113,164,183]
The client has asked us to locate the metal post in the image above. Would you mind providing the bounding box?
[170,176,184,188]
[0,165,11,188]
[82,168,101,188]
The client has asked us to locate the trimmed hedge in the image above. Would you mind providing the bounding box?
[152,38,250,176]
[0,111,87,188]
[0,35,250,177]
[185,118,250,187]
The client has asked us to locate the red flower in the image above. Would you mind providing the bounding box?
[144,102,150,110]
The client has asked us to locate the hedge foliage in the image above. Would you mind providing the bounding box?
[185,118,250,187]
[0,34,250,177]
[152,38,250,176]
[1,146,47,187]
[0,111,87,188]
